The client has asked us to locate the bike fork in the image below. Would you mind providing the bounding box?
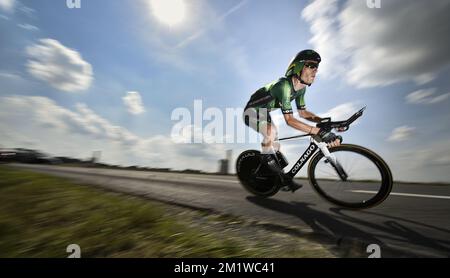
[315,141,348,181]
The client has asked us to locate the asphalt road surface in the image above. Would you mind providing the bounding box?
[7,163,450,257]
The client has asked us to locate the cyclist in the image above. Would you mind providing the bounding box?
[243,49,342,192]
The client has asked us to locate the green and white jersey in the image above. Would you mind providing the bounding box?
[245,77,306,114]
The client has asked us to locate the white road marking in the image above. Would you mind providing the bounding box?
[351,190,450,200]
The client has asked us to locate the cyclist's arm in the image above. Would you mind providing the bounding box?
[283,113,320,134]
[294,89,322,123]
[298,109,322,123]
[273,81,320,134]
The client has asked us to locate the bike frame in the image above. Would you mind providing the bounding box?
[282,136,340,179]
[263,106,366,179]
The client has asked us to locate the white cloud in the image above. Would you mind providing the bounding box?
[0,95,227,171]
[122,91,146,115]
[73,103,140,144]
[0,71,22,80]
[26,39,93,92]
[387,126,415,142]
[406,88,436,104]
[174,0,248,49]
[406,88,450,104]
[172,124,231,144]
[388,141,450,183]
[18,23,39,31]
[414,73,436,86]
[302,0,450,88]
[402,145,450,167]
[301,0,342,78]
[318,102,359,120]
[0,0,15,13]
[19,5,34,15]
[428,92,450,104]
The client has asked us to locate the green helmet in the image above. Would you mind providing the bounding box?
[285,49,321,77]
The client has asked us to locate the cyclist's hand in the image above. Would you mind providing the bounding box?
[318,130,341,148]
[336,127,347,132]
[328,138,341,148]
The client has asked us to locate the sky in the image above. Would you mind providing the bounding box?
[0,0,450,183]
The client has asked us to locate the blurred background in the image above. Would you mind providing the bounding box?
[1,0,450,259]
[1,0,450,182]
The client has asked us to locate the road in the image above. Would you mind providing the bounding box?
[7,163,450,257]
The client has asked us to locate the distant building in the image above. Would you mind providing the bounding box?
[218,159,229,174]
[218,150,233,174]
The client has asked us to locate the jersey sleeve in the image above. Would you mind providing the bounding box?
[271,80,293,114]
[295,88,306,110]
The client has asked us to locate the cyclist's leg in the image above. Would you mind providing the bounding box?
[260,120,301,191]
[254,109,285,174]
[244,107,277,153]
[243,108,301,191]
[258,121,278,154]
[258,110,302,191]
[243,108,278,165]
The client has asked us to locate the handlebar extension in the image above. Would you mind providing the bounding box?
[317,106,366,132]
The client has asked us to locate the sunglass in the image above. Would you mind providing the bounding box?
[304,62,319,69]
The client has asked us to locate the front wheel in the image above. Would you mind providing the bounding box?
[308,144,393,209]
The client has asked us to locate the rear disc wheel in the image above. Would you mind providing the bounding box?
[236,150,280,197]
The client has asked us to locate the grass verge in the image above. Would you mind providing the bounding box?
[0,165,335,258]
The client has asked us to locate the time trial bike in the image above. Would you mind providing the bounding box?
[236,107,393,209]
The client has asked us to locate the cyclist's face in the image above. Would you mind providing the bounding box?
[300,60,319,84]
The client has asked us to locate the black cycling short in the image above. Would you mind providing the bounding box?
[243,107,272,132]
